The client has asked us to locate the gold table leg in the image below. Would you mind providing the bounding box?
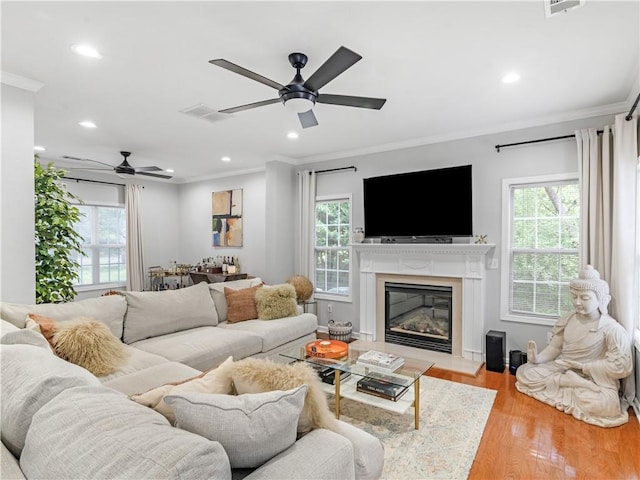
[414,376,420,429]
[334,369,341,418]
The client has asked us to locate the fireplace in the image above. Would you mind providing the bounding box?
[352,243,494,362]
[385,282,453,353]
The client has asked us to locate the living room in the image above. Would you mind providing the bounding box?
[2,1,640,478]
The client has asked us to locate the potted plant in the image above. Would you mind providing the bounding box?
[34,157,85,303]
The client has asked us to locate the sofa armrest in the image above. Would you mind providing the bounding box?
[243,428,355,480]
[1,443,26,480]
[333,420,384,480]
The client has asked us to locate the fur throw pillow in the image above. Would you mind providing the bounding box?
[255,284,298,320]
[130,356,235,425]
[53,317,129,377]
[231,357,336,434]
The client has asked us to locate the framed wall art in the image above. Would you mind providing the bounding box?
[212,188,243,247]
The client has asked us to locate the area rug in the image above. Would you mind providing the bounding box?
[328,376,497,480]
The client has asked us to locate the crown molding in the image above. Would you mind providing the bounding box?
[0,71,44,92]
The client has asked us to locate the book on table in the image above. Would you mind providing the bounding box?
[309,362,351,385]
[356,350,405,372]
[356,371,412,402]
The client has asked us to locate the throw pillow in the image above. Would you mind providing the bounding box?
[164,385,307,469]
[255,284,298,320]
[26,313,57,348]
[224,284,263,323]
[231,357,336,434]
[130,355,235,425]
[53,317,129,377]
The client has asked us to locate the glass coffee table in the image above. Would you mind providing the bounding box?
[280,341,433,429]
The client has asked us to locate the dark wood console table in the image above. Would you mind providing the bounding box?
[189,272,248,284]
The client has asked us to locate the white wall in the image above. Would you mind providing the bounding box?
[299,113,619,355]
[178,170,268,282]
[1,83,37,303]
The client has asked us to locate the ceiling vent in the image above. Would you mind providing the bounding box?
[180,104,229,123]
[545,0,585,18]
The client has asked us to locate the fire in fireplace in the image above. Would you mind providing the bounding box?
[384,282,453,353]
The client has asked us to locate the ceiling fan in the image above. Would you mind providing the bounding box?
[209,46,386,128]
[62,151,172,179]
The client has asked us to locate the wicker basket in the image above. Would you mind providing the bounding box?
[328,320,353,342]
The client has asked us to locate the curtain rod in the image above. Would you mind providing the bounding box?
[496,92,639,152]
[625,92,640,121]
[313,166,357,175]
[62,176,126,187]
[495,130,604,153]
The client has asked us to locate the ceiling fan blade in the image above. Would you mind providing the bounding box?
[61,155,115,168]
[317,94,386,110]
[298,109,318,129]
[303,46,362,92]
[65,167,112,171]
[219,98,281,114]
[134,166,163,172]
[137,171,173,179]
[209,59,285,90]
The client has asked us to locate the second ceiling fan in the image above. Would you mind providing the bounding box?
[209,46,386,128]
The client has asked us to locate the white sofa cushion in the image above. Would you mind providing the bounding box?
[0,295,127,339]
[208,277,263,322]
[0,344,100,458]
[103,361,202,396]
[165,385,307,469]
[97,344,171,383]
[20,385,232,480]
[122,282,218,344]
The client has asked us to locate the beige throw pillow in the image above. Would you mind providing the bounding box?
[130,356,235,424]
[231,357,336,434]
[255,284,298,320]
[53,317,129,377]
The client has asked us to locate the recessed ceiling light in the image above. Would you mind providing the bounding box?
[221,156,231,162]
[78,121,97,128]
[502,72,520,84]
[34,146,46,152]
[166,168,175,173]
[70,44,103,59]
[287,131,299,139]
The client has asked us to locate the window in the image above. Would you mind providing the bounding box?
[314,195,352,301]
[501,173,579,325]
[72,204,127,288]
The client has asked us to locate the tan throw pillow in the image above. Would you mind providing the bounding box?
[255,284,298,320]
[27,313,57,348]
[130,356,235,425]
[231,357,336,434]
[53,317,129,377]
[224,284,262,323]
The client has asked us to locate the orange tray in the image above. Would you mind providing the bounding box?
[306,339,348,359]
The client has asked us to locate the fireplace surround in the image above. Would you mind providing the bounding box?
[353,243,495,362]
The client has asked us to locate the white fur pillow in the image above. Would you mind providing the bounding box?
[231,357,336,434]
[130,356,235,424]
[53,317,129,377]
[255,284,298,320]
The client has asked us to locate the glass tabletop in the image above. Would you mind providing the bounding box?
[279,341,434,389]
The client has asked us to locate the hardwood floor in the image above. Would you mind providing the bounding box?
[427,367,640,480]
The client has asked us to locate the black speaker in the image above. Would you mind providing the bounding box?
[485,330,506,373]
[509,350,527,375]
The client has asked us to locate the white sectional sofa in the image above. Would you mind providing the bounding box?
[0,278,384,480]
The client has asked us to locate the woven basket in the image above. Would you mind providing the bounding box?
[328,320,353,342]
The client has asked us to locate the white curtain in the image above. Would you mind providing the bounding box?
[575,112,638,407]
[297,170,316,279]
[125,184,145,291]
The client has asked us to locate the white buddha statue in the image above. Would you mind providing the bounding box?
[515,265,633,427]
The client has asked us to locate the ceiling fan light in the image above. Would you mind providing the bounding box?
[284,98,315,113]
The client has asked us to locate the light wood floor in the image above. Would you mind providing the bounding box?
[427,367,640,480]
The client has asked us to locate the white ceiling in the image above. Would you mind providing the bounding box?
[2,1,638,183]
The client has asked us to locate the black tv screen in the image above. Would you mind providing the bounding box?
[363,165,472,240]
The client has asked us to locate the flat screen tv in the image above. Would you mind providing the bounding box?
[363,165,472,242]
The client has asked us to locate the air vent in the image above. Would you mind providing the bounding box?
[180,104,230,123]
[545,0,585,18]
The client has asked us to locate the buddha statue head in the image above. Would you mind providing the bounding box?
[569,265,611,314]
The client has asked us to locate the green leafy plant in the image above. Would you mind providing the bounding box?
[34,157,85,303]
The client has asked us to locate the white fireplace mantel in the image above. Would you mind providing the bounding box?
[352,243,495,362]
